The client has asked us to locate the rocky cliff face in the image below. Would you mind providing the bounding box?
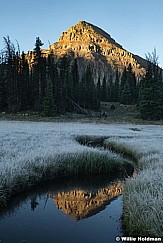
[50,21,146,80]
[26,21,146,81]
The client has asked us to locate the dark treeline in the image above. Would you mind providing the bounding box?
[0,37,162,119]
[0,37,99,115]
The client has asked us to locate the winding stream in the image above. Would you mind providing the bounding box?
[0,136,134,243]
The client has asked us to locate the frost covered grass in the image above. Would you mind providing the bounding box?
[0,121,130,209]
[0,121,163,237]
[104,129,163,237]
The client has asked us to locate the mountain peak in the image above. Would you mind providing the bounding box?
[47,20,145,79]
[58,20,122,49]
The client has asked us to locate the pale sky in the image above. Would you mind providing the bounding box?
[0,0,163,67]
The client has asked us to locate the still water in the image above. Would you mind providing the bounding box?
[0,175,124,243]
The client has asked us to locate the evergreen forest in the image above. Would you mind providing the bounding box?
[0,37,162,120]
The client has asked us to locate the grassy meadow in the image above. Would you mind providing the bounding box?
[0,120,162,237]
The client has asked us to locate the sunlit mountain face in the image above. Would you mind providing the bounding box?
[26,20,146,81]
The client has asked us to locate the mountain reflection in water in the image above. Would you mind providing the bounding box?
[0,175,123,220]
[50,182,122,221]
[0,175,124,243]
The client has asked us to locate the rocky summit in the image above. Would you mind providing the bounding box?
[26,20,146,81]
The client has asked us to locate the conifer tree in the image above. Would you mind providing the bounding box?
[139,49,163,120]
[126,63,137,104]
[80,74,87,108]
[108,74,114,101]
[85,65,97,109]
[0,58,6,110]
[32,37,44,110]
[120,81,132,105]
[119,67,127,100]
[19,51,30,110]
[70,58,80,102]
[114,69,120,101]
[43,78,55,117]
[47,54,60,113]
[3,36,21,112]
[119,64,137,105]
[80,65,98,109]
[101,75,107,101]
[58,54,69,113]
[96,76,101,106]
